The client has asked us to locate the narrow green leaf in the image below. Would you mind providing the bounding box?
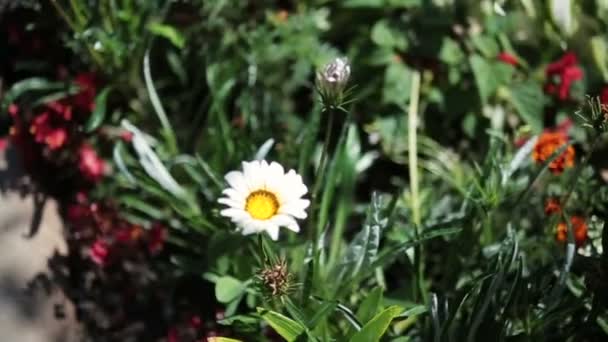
[257,308,305,341]
[349,305,403,342]
[147,22,185,48]
[1,77,65,110]
[85,87,111,132]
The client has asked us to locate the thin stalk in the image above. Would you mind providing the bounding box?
[408,70,427,303]
[307,108,335,241]
[306,108,336,298]
[50,0,105,68]
[560,136,601,206]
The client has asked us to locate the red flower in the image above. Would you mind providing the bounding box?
[67,204,92,225]
[29,102,72,150]
[601,87,608,105]
[78,144,106,182]
[544,52,583,101]
[72,73,98,113]
[556,216,588,246]
[497,52,518,66]
[544,198,562,216]
[90,239,110,266]
[532,131,575,175]
[0,138,8,151]
[189,315,202,329]
[147,223,168,254]
[115,225,144,244]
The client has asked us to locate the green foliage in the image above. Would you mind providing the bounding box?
[8,0,608,340]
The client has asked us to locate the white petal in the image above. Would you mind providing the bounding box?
[264,224,280,241]
[225,171,248,194]
[220,208,249,221]
[270,214,300,233]
[222,188,246,204]
[243,160,264,190]
[279,199,310,219]
[218,197,244,209]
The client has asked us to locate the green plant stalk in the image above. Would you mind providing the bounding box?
[408,70,427,303]
[50,0,105,69]
[560,135,601,206]
[307,108,335,244]
[305,107,336,297]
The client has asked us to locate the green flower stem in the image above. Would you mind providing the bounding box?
[408,70,427,303]
[306,107,336,295]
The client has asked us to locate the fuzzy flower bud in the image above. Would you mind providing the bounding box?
[316,57,351,108]
[258,259,293,298]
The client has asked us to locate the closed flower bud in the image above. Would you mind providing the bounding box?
[316,57,351,108]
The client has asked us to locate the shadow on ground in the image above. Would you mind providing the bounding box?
[0,147,82,341]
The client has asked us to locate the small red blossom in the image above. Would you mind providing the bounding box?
[29,102,73,150]
[601,87,608,105]
[147,224,168,254]
[190,315,202,329]
[90,239,110,266]
[67,204,92,225]
[72,73,98,113]
[556,216,588,246]
[532,131,575,175]
[78,144,106,182]
[544,198,562,216]
[115,225,144,244]
[497,52,518,66]
[0,138,8,151]
[544,52,583,101]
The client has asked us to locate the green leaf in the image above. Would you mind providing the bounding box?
[147,22,185,48]
[371,20,407,50]
[356,287,384,324]
[84,87,111,132]
[590,36,608,82]
[349,306,403,342]
[1,77,66,110]
[507,80,544,133]
[383,62,412,106]
[307,302,337,329]
[215,276,246,303]
[257,308,305,341]
[439,38,464,65]
[336,199,383,284]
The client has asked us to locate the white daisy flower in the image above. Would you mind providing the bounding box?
[218,160,310,241]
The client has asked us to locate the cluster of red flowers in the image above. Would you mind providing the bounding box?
[544,52,583,101]
[556,216,588,246]
[3,73,107,185]
[532,126,575,175]
[544,198,588,246]
[66,195,167,267]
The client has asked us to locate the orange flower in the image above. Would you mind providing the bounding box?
[556,216,587,246]
[544,198,562,216]
[532,131,575,174]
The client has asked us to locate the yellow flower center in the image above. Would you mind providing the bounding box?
[245,190,279,220]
